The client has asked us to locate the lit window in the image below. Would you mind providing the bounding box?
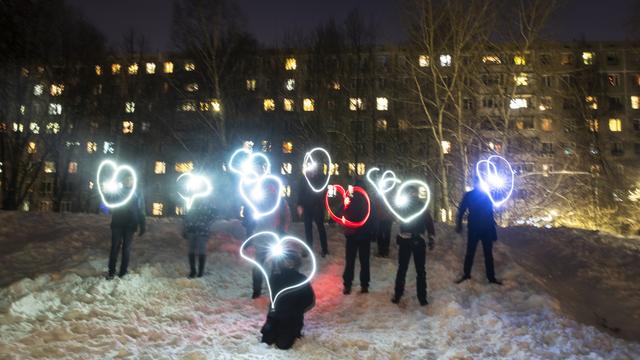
[50,84,64,96]
[29,123,40,134]
[122,121,134,134]
[376,97,388,111]
[164,62,174,73]
[146,62,156,74]
[398,119,410,130]
[127,63,139,75]
[263,99,275,111]
[514,73,528,86]
[243,141,254,151]
[95,65,102,76]
[284,99,294,112]
[261,140,271,152]
[441,140,451,154]
[210,99,221,112]
[27,142,36,154]
[582,52,594,65]
[540,118,553,132]
[176,206,186,216]
[331,81,341,90]
[376,119,388,130]
[514,54,526,65]
[418,55,430,67]
[68,162,78,174]
[48,103,62,115]
[303,98,315,112]
[175,162,193,173]
[44,161,56,173]
[46,122,60,134]
[246,79,256,91]
[349,98,364,111]
[348,163,366,176]
[586,96,598,109]
[538,96,552,111]
[152,203,164,216]
[111,64,121,74]
[482,55,501,64]
[184,62,195,71]
[357,163,365,175]
[33,84,44,96]
[285,57,297,70]
[185,83,199,92]
[588,119,599,132]
[180,101,196,112]
[281,162,292,175]
[510,97,528,109]
[19,105,25,115]
[13,123,24,132]
[631,96,640,110]
[125,102,135,113]
[608,118,622,132]
[439,54,452,67]
[329,163,339,175]
[608,74,620,87]
[285,79,295,91]
[154,161,166,174]
[282,185,291,198]
[103,142,115,154]
[282,141,293,154]
[87,141,97,154]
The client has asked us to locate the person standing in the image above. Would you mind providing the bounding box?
[391,187,435,306]
[260,251,315,350]
[107,174,145,280]
[455,176,502,285]
[296,174,328,257]
[374,198,393,257]
[182,200,217,278]
[251,187,292,299]
[342,181,375,295]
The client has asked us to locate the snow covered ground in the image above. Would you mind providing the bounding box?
[0,211,639,359]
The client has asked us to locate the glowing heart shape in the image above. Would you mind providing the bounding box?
[325,185,371,228]
[228,148,271,179]
[240,231,317,310]
[96,160,137,208]
[302,147,332,192]
[239,173,284,219]
[366,168,431,223]
[476,155,514,207]
[177,173,213,210]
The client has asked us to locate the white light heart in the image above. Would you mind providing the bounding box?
[240,231,317,310]
[96,160,138,209]
[238,174,284,219]
[366,167,431,224]
[302,147,332,193]
[475,155,514,207]
[177,173,213,211]
[228,148,271,179]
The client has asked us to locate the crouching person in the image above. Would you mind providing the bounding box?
[183,200,217,278]
[261,252,315,350]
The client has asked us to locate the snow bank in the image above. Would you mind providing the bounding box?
[0,211,639,359]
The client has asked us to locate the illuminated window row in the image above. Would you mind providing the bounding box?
[262,97,388,112]
[98,61,195,76]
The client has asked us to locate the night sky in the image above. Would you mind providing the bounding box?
[67,0,635,52]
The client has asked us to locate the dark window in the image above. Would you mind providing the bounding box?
[609,97,624,111]
[541,142,553,154]
[611,142,624,156]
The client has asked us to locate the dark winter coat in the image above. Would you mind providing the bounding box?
[182,202,217,238]
[342,186,375,237]
[456,189,497,239]
[268,268,315,321]
[398,202,435,238]
[296,177,325,215]
[110,192,145,233]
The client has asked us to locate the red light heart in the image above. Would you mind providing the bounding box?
[325,185,371,228]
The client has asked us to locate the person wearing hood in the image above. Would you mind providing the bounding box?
[260,251,315,350]
[341,180,375,295]
[182,199,217,278]
[391,186,435,306]
[106,174,146,280]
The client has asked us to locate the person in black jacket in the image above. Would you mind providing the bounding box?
[296,174,328,257]
[182,200,217,278]
[261,251,315,350]
[106,175,145,280]
[342,180,375,295]
[455,176,502,285]
[391,187,435,306]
